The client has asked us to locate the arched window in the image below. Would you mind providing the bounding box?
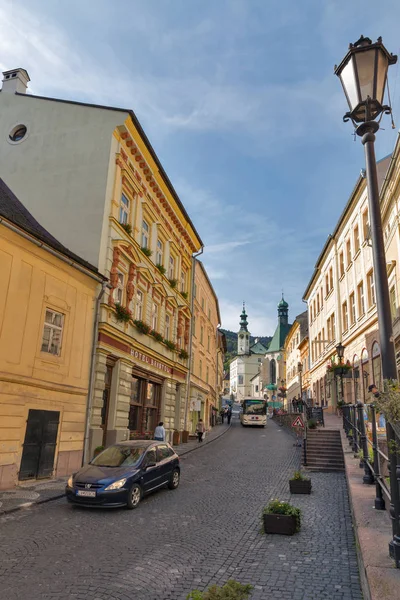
[361,349,369,400]
[372,342,381,390]
[353,355,360,402]
[270,359,276,384]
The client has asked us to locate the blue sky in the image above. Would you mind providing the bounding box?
[1,0,400,334]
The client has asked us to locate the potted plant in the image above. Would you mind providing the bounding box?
[165,339,177,351]
[186,580,253,600]
[141,246,152,257]
[172,429,180,445]
[182,430,189,443]
[262,499,301,535]
[308,418,317,429]
[289,471,312,494]
[114,303,131,323]
[179,349,189,360]
[181,291,188,299]
[155,264,166,275]
[133,319,151,335]
[168,278,177,288]
[120,222,132,235]
[150,329,164,343]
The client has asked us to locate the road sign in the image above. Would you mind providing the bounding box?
[292,415,305,429]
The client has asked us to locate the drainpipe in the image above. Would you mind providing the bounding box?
[83,281,110,465]
[183,247,204,431]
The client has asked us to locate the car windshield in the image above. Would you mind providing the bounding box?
[91,445,146,467]
[243,401,266,415]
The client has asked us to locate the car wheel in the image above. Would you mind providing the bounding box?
[168,468,180,490]
[126,483,142,509]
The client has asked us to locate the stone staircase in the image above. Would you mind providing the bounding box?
[305,428,345,471]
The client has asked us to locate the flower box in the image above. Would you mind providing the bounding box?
[263,513,297,536]
[289,479,312,494]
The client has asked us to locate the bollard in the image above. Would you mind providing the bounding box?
[357,401,374,485]
[370,404,385,510]
[352,404,359,455]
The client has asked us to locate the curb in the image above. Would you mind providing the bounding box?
[177,423,232,457]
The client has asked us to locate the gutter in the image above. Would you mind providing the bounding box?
[83,281,111,464]
[0,217,105,284]
[183,247,204,431]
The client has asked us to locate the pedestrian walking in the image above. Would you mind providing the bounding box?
[227,407,232,425]
[196,418,205,442]
[154,422,166,441]
[220,408,225,424]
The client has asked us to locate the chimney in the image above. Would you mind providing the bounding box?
[2,68,30,94]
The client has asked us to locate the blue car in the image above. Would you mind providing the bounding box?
[66,440,180,509]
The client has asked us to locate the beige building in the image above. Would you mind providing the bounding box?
[284,311,308,407]
[303,157,392,409]
[0,179,105,489]
[188,260,224,432]
[0,68,203,456]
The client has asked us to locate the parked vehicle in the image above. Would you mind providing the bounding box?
[240,398,267,427]
[65,441,180,509]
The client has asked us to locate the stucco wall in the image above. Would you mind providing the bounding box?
[0,92,127,267]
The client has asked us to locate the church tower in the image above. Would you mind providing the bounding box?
[237,303,250,355]
[277,294,289,326]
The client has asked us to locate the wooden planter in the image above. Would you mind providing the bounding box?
[263,513,297,536]
[289,479,312,494]
[181,430,189,444]
[172,430,180,445]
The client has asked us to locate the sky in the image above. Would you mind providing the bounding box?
[1,0,400,335]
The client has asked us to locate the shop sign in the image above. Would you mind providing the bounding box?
[190,399,201,411]
[130,349,172,374]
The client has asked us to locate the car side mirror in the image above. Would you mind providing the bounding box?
[145,461,156,469]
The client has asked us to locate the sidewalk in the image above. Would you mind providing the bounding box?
[324,412,400,600]
[0,423,231,516]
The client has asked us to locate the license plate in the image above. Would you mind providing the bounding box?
[76,490,96,497]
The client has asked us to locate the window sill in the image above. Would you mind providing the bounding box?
[357,314,365,322]
[354,249,361,260]
[346,262,353,272]
[339,273,345,282]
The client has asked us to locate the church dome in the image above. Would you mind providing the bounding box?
[278,297,288,309]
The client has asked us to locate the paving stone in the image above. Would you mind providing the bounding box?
[0,420,363,600]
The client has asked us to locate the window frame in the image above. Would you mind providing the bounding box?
[141,219,150,249]
[119,193,130,225]
[41,308,65,356]
[135,289,144,320]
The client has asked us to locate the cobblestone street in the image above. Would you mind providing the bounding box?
[0,420,363,600]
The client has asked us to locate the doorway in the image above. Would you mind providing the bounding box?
[19,409,60,480]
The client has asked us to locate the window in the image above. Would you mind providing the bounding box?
[165,313,171,340]
[329,267,333,292]
[143,448,156,466]
[156,239,163,266]
[320,287,324,309]
[199,359,203,379]
[168,256,175,279]
[322,328,325,351]
[367,270,375,307]
[339,251,345,278]
[206,366,209,383]
[193,317,196,337]
[115,272,124,304]
[342,301,349,331]
[119,193,130,225]
[9,124,27,143]
[327,317,332,342]
[201,297,205,310]
[141,220,149,248]
[180,270,186,292]
[357,281,365,317]
[310,305,313,322]
[354,224,360,253]
[151,302,158,331]
[390,286,397,320]
[362,209,369,241]
[317,293,320,313]
[207,334,210,352]
[318,332,322,356]
[331,314,336,341]
[135,290,143,320]
[350,293,356,325]
[346,238,352,266]
[200,326,204,345]
[41,309,64,356]
[325,274,329,297]
[194,284,197,298]
[313,299,316,317]
[208,308,211,320]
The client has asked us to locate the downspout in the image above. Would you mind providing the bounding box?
[83,281,110,465]
[183,247,204,431]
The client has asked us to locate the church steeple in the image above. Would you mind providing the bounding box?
[238,302,250,355]
[277,294,289,326]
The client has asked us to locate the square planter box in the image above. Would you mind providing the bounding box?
[263,513,297,535]
[289,479,312,494]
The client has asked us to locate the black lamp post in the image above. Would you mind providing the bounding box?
[335,35,400,567]
[336,342,345,402]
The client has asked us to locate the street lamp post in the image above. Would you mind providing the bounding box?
[336,342,345,403]
[298,361,306,464]
[335,35,400,567]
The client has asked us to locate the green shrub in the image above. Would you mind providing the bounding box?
[165,339,177,351]
[133,319,151,335]
[114,303,131,323]
[181,291,188,299]
[263,499,301,532]
[120,222,132,235]
[179,349,189,360]
[168,278,177,288]
[308,418,317,429]
[186,580,253,600]
[150,330,164,343]
[156,264,166,275]
[290,470,309,481]
[141,246,152,257]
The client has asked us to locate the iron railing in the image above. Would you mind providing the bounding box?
[341,402,400,567]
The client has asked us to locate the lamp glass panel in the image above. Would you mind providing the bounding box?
[355,49,375,102]
[375,49,388,105]
[340,58,359,110]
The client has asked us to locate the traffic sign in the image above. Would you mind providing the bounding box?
[292,415,305,429]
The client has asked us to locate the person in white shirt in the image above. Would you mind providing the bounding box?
[154,422,166,441]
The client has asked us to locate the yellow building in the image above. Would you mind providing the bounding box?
[283,311,308,408]
[0,180,105,490]
[0,68,204,456]
[188,260,223,432]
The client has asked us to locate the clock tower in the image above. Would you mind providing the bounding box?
[237,303,250,355]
